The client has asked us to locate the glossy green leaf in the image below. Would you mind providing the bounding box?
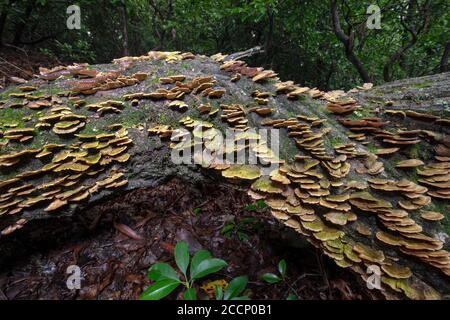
[214,286,224,300]
[262,273,282,284]
[287,293,297,300]
[191,258,227,280]
[140,279,180,300]
[174,241,190,276]
[231,296,251,300]
[183,288,197,300]
[190,249,211,278]
[224,276,248,300]
[148,263,180,282]
[278,259,287,277]
[221,223,235,235]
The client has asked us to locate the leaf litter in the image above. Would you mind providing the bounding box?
[0,180,375,300]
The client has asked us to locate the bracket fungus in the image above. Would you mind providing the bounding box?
[1,50,449,300]
[221,165,262,181]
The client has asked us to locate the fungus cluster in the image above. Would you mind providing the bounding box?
[220,60,277,83]
[39,63,149,95]
[1,50,449,299]
[37,107,87,135]
[220,104,249,130]
[418,161,450,200]
[72,72,147,95]
[1,72,132,235]
[124,75,225,107]
[118,51,195,64]
[326,100,360,115]
[197,103,219,116]
[0,128,35,144]
[86,100,126,115]
[0,126,131,233]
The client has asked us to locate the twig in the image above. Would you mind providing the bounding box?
[0,56,33,77]
[2,43,34,72]
[224,46,265,62]
[162,192,187,214]
[316,251,332,298]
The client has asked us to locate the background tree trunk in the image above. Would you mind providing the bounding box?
[383,0,431,82]
[330,0,371,84]
[440,41,450,73]
[0,0,18,46]
[119,1,130,56]
[264,6,274,66]
[0,10,8,46]
[12,0,35,46]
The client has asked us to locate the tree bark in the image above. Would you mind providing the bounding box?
[147,0,174,50]
[265,6,275,65]
[12,0,35,46]
[119,1,130,56]
[330,0,371,84]
[0,9,8,47]
[440,41,450,73]
[0,10,7,46]
[0,0,18,46]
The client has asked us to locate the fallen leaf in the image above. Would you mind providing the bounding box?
[113,222,144,240]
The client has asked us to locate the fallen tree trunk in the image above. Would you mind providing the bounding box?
[0,51,449,299]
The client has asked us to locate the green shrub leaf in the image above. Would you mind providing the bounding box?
[278,259,287,277]
[287,293,297,300]
[190,249,211,278]
[174,241,190,276]
[224,276,248,300]
[148,263,180,282]
[214,286,224,300]
[262,273,282,284]
[191,258,227,280]
[140,279,180,300]
[183,288,197,300]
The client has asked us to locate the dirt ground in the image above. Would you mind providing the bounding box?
[0,178,378,300]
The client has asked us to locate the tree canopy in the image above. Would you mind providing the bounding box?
[0,0,448,89]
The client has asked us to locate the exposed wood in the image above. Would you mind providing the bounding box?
[224,46,265,62]
[119,0,130,56]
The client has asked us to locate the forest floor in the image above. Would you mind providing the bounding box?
[0,178,378,300]
[0,46,62,88]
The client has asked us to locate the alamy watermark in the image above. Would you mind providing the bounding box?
[366,265,381,290]
[66,265,82,290]
[367,4,382,30]
[66,5,81,30]
[64,4,381,31]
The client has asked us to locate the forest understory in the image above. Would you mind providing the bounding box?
[0,178,376,300]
